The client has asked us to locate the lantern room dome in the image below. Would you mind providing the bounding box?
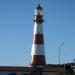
[36,4,43,10]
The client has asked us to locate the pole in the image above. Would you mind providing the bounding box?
[58,43,64,75]
[59,43,64,65]
[37,0,39,4]
[59,47,60,65]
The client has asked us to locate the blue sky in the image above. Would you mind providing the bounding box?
[0,0,75,66]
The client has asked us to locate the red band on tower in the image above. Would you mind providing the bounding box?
[33,34,44,44]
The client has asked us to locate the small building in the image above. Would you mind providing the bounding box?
[0,66,64,75]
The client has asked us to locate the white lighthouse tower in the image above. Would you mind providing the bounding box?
[30,4,46,66]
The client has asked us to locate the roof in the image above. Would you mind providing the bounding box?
[0,66,64,73]
[36,4,43,10]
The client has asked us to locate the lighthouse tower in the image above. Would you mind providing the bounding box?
[30,4,46,66]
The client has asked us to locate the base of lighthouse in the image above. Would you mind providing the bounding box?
[30,55,46,66]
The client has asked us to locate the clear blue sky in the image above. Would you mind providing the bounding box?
[0,0,75,66]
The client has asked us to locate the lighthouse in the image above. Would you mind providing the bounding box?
[30,4,46,66]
